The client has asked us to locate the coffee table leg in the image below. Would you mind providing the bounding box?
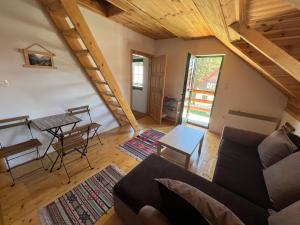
[198,138,204,155]
[185,156,190,169]
[157,143,162,156]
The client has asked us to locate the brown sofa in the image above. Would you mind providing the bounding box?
[113,126,272,225]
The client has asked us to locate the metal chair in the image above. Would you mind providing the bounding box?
[51,124,93,183]
[67,105,103,146]
[0,116,46,186]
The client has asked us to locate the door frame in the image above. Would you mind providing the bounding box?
[130,49,153,114]
[179,53,225,129]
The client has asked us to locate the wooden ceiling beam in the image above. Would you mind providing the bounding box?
[222,39,297,98]
[235,0,248,25]
[77,0,107,16]
[231,22,300,83]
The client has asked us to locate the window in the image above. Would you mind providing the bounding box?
[132,59,144,89]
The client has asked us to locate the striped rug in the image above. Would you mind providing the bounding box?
[120,129,165,161]
[40,165,124,225]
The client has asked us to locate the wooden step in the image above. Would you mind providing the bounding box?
[100,91,115,97]
[93,80,108,85]
[85,67,100,71]
[114,109,126,117]
[108,100,121,108]
[75,50,89,56]
[62,28,79,38]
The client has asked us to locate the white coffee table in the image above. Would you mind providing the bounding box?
[157,125,205,169]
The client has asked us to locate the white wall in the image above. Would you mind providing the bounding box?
[155,38,288,133]
[0,0,155,166]
[132,57,150,113]
[82,7,156,103]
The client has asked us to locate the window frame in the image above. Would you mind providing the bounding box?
[132,58,144,90]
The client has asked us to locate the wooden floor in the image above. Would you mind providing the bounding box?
[0,117,220,225]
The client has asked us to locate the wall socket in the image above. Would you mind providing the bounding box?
[0,80,10,87]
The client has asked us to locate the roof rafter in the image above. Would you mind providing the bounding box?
[231,22,300,83]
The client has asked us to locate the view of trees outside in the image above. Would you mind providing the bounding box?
[185,56,223,127]
[192,56,223,91]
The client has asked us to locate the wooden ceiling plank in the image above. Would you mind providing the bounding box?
[107,0,212,39]
[285,0,300,10]
[231,23,300,83]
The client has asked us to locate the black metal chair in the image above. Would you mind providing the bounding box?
[51,124,93,183]
[67,105,103,146]
[0,116,46,186]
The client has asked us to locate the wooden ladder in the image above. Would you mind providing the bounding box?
[42,0,139,132]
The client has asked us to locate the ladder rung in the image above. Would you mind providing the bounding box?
[93,80,108,85]
[47,1,66,16]
[100,91,115,97]
[114,109,126,117]
[75,50,89,56]
[85,67,100,71]
[108,100,121,108]
[119,117,128,123]
[62,28,79,38]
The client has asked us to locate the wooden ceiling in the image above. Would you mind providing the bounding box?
[78,0,300,118]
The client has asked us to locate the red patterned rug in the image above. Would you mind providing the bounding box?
[120,129,165,161]
[40,165,124,225]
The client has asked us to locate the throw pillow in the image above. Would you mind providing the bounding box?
[138,205,172,225]
[156,178,245,225]
[263,151,300,210]
[288,133,300,151]
[268,200,300,225]
[156,179,210,225]
[258,129,297,168]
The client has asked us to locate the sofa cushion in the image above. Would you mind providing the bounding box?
[268,200,300,225]
[157,178,245,225]
[213,139,272,209]
[114,154,269,225]
[138,205,172,225]
[263,151,300,210]
[258,130,297,168]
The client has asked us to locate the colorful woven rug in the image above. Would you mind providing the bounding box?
[40,165,124,225]
[120,129,165,161]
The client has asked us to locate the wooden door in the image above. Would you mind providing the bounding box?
[149,55,167,124]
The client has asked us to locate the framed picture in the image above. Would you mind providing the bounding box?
[21,43,57,69]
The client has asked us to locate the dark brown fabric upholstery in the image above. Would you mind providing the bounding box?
[213,139,272,209]
[114,154,269,225]
[221,126,267,147]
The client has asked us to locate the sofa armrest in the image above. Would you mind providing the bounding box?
[222,126,267,147]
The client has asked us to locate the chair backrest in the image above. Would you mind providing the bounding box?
[67,105,93,123]
[67,105,90,116]
[60,124,91,149]
[0,116,30,130]
[0,116,34,148]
